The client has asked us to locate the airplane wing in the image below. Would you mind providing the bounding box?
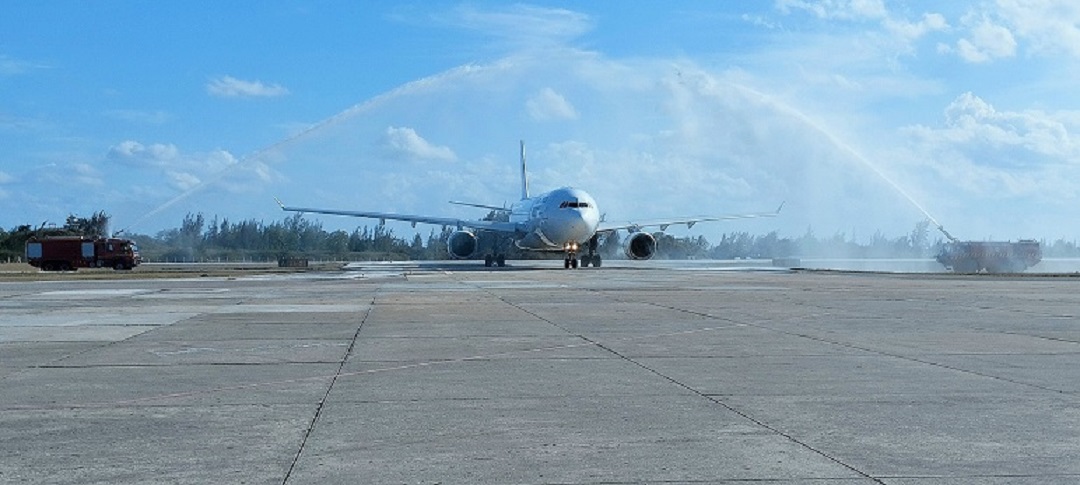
[275,198,520,233]
[596,202,784,233]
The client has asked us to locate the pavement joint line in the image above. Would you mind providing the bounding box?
[587,347,889,485]
[875,473,1080,480]
[1,322,755,412]
[281,290,376,485]
[610,290,1080,398]
[742,314,1080,398]
[0,305,206,384]
[440,274,887,483]
[589,284,1080,477]
[563,289,890,484]
[995,329,1080,346]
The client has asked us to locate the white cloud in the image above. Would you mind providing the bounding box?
[381,127,457,162]
[0,112,51,134]
[742,13,781,30]
[902,92,1080,201]
[776,0,888,20]
[947,14,1017,63]
[526,87,578,121]
[937,92,1073,155]
[997,0,1080,57]
[107,140,180,168]
[936,1,1080,62]
[0,54,48,76]
[885,12,948,41]
[104,140,263,194]
[448,4,591,49]
[0,171,13,184]
[72,163,104,187]
[206,76,289,98]
[763,3,952,92]
[167,171,201,191]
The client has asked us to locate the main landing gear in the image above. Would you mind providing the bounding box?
[563,235,602,269]
[484,234,507,267]
[484,254,506,267]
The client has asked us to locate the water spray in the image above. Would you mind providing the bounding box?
[118,62,501,235]
[728,81,953,240]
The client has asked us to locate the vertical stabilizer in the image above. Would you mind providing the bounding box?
[519,140,530,200]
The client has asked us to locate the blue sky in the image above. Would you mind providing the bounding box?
[2,1,1079,243]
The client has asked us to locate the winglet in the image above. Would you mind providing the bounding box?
[775,201,786,214]
[273,196,285,210]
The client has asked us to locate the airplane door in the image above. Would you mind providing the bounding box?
[531,202,545,221]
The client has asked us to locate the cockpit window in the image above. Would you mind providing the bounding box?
[559,201,590,209]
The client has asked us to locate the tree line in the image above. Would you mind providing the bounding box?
[3,212,1080,263]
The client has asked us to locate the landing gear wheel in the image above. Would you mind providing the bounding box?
[564,257,571,269]
[496,255,506,267]
[570,257,578,269]
[953,259,978,273]
[581,234,601,269]
[485,255,494,267]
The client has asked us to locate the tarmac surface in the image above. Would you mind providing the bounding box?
[2,260,1079,484]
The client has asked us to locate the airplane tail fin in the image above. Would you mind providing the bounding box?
[519,140,529,200]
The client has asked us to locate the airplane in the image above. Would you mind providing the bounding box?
[276,141,782,269]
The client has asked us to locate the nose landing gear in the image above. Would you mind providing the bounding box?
[563,235,601,269]
[562,241,579,269]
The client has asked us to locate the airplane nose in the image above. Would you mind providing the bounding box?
[548,209,591,244]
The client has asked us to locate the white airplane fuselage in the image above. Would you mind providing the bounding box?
[509,187,600,252]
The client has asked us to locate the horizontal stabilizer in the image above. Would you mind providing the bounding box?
[449,200,509,211]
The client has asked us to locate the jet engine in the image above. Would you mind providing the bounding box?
[446,230,479,259]
[624,232,657,260]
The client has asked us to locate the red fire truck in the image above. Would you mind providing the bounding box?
[26,236,141,271]
[935,240,1041,274]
